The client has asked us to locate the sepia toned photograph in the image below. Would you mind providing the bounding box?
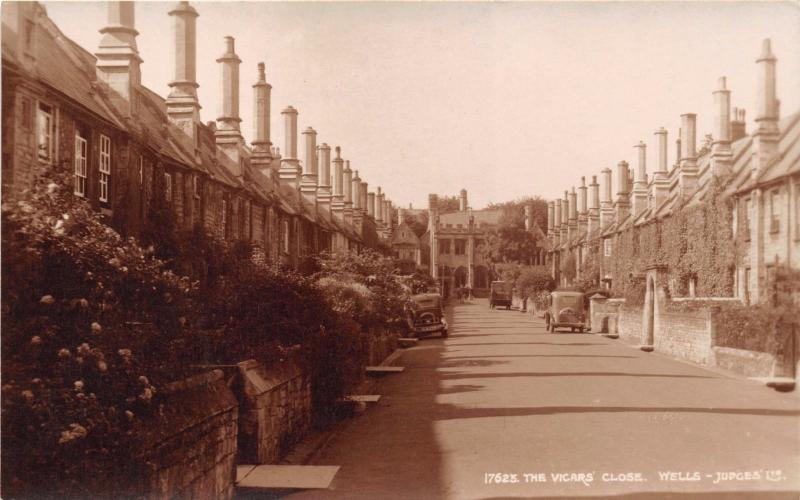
[1,0,799,498]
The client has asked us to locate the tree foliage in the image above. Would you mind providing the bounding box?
[481,196,548,267]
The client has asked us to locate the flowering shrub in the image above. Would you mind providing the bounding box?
[314,250,408,331]
[1,167,195,497]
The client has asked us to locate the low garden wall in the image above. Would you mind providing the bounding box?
[138,370,239,500]
[590,297,621,334]
[655,306,713,365]
[235,360,311,466]
[364,327,400,366]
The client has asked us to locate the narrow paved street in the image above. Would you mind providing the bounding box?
[288,299,800,499]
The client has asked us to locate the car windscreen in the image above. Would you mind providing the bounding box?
[557,296,581,308]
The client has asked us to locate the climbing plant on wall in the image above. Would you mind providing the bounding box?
[607,179,736,300]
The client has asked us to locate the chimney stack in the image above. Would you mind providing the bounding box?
[398,208,405,226]
[376,187,384,224]
[96,1,142,118]
[679,113,698,197]
[547,201,554,238]
[568,188,578,242]
[215,36,243,172]
[525,205,532,231]
[588,175,600,236]
[367,192,376,218]
[711,76,733,177]
[553,200,562,245]
[632,141,648,216]
[165,1,200,148]
[349,168,360,228]
[251,62,273,174]
[578,176,588,233]
[360,181,369,216]
[429,194,439,278]
[332,147,345,218]
[279,106,300,189]
[600,167,613,228]
[731,108,747,142]
[652,127,670,208]
[460,189,468,211]
[317,143,332,211]
[561,190,569,243]
[300,127,318,203]
[344,161,354,223]
[753,38,780,176]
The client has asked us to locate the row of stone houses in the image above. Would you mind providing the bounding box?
[544,38,798,379]
[2,1,399,269]
[547,38,798,305]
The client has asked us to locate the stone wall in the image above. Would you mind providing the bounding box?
[617,305,643,345]
[138,369,239,500]
[365,327,400,366]
[655,307,713,364]
[235,359,312,465]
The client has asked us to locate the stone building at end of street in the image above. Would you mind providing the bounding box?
[2,1,400,269]
[545,38,799,382]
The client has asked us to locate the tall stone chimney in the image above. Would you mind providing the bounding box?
[95,1,142,118]
[279,106,300,189]
[652,127,670,208]
[360,181,369,216]
[524,205,532,231]
[165,1,200,149]
[429,194,439,278]
[553,200,562,245]
[459,189,468,211]
[398,207,405,226]
[752,38,780,177]
[600,168,614,228]
[679,113,698,197]
[568,188,578,242]
[711,76,733,177]
[367,191,376,218]
[251,62,273,174]
[561,191,569,243]
[615,161,631,222]
[731,108,747,142]
[344,161,354,223]
[376,187,384,224]
[588,175,600,236]
[317,143,332,211]
[578,176,588,233]
[300,127,318,203]
[632,141,648,216]
[332,147,345,218]
[547,201,555,239]
[3,2,39,71]
[350,168,361,228]
[215,36,244,173]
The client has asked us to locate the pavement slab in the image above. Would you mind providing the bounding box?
[284,299,800,499]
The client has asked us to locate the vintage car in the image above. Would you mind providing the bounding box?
[544,290,586,333]
[405,293,448,338]
[489,281,513,309]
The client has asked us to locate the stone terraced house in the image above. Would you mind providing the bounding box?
[545,38,799,379]
[2,1,396,268]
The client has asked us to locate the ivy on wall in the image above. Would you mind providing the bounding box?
[604,180,736,300]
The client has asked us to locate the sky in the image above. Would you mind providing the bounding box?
[43,1,800,210]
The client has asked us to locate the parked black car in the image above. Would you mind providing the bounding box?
[405,293,448,338]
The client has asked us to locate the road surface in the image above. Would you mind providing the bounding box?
[287,299,800,499]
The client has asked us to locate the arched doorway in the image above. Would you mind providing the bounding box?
[643,276,655,348]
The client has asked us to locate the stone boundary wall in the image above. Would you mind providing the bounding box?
[235,360,311,465]
[365,327,400,366]
[655,307,713,364]
[139,369,239,500]
[617,306,644,345]
[711,346,776,377]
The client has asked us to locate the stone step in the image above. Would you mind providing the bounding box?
[398,337,418,347]
[345,394,381,403]
[236,465,340,490]
[365,366,405,375]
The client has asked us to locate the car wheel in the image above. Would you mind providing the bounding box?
[579,327,584,333]
[442,329,448,338]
